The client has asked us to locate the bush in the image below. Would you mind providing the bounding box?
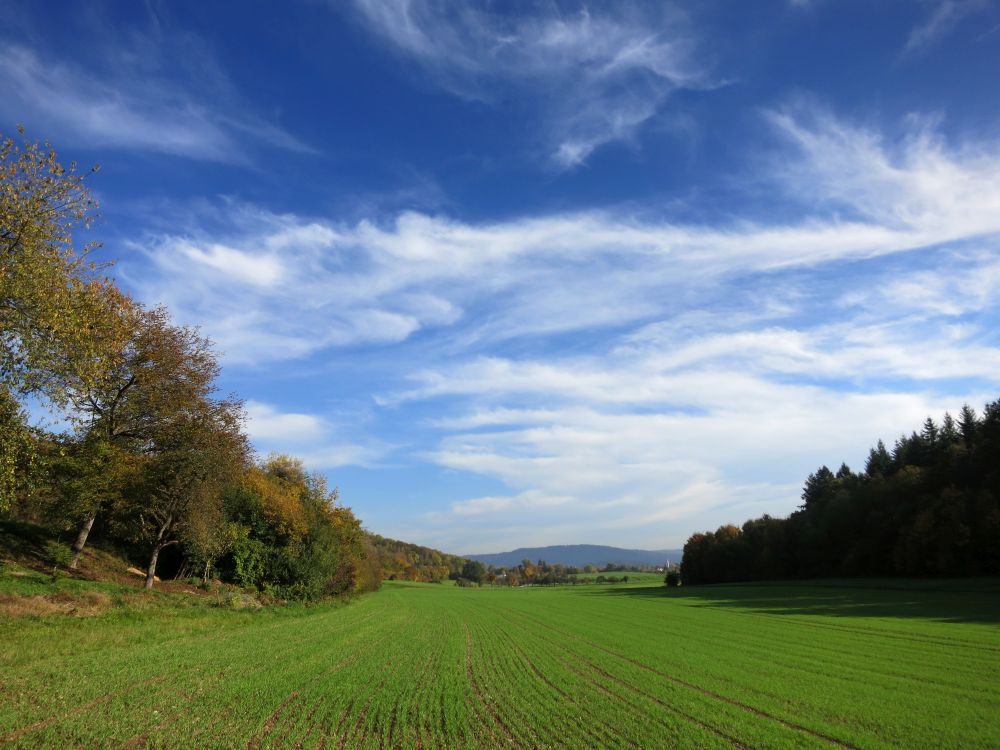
[44,540,74,568]
[219,592,262,610]
[665,571,681,587]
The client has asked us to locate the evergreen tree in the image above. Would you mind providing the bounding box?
[801,465,836,509]
[958,404,978,444]
[864,440,893,478]
[681,401,1000,583]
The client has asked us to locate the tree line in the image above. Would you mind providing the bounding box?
[454,558,636,586]
[366,534,466,583]
[681,402,1000,584]
[1,129,371,600]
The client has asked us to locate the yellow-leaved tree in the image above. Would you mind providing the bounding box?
[0,128,129,511]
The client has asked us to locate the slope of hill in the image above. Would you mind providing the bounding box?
[465,544,682,569]
[0,520,251,618]
[366,534,466,583]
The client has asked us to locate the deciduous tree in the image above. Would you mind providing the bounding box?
[63,305,226,567]
[130,398,248,589]
[1,128,126,402]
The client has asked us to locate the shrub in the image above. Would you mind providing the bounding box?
[665,571,681,587]
[44,540,74,568]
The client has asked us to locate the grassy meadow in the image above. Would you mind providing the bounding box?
[2,576,999,749]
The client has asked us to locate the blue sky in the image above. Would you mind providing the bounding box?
[4,0,1000,553]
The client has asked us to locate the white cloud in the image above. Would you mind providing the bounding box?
[765,102,1000,235]
[245,401,326,443]
[0,41,308,161]
[177,242,286,286]
[415,376,980,549]
[903,0,987,56]
[350,1,711,167]
[873,252,1000,317]
[122,105,1000,545]
[385,255,1000,547]
[126,105,1000,366]
[295,443,387,470]
[244,401,386,470]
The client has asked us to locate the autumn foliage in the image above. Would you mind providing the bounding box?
[1,130,371,600]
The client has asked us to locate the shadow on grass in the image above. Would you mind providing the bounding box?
[586,578,1000,625]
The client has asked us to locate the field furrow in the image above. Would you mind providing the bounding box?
[2,579,998,749]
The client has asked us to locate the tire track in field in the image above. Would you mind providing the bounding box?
[249,690,303,749]
[297,671,358,749]
[0,676,165,744]
[315,596,417,750]
[118,664,236,749]
[503,631,570,700]
[293,701,322,749]
[384,643,440,750]
[465,623,521,749]
[496,607,743,750]
[316,696,353,750]
[562,662,676,750]
[574,658,751,750]
[507,608,862,750]
[587,602,981,710]
[415,644,445,750]
[502,632,619,741]
[592,601,998,703]
[565,651,696,750]
[491,606,665,749]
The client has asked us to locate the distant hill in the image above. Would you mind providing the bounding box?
[465,545,682,569]
[366,534,466,583]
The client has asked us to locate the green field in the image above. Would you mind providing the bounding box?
[567,571,666,584]
[2,578,999,749]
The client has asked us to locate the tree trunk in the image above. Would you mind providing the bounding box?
[69,515,96,569]
[145,514,173,590]
[202,559,212,584]
[144,545,161,590]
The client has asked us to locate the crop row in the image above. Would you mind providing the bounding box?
[2,580,998,748]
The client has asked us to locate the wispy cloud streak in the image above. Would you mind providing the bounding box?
[123,105,1000,546]
[903,0,987,56]
[130,106,1000,365]
[351,0,711,167]
[0,38,309,161]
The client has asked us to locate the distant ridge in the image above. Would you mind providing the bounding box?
[464,544,682,569]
